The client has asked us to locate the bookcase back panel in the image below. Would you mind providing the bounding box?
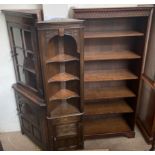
[47,35,79,58]
[85,60,130,70]
[84,60,141,78]
[47,62,80,78]
[84,37,145,56]
[47,98,80,117]
[84,17,148,33]
[48,81,80,99]
[85,80,129,88]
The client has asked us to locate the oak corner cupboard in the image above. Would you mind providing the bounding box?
[3,6,155,150]
[3,10,84,150]
[73,6,154,140]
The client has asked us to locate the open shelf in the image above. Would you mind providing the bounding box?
[85,69,138,82]
[84,100,133,116]
[84,117,131,137]
[46,54,79,63]
[50,104,80,118]
[84,31,144,39]
[84,87,136,101]
[84,50,141,61]
[49,89,79,101]
[48,72,79,83]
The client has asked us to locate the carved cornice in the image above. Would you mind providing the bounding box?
[73,7,153,19]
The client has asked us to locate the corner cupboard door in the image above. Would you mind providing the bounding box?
[3,10,44,97]
[137,9,155,140]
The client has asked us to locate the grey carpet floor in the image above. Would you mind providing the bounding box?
[0,126,151,151]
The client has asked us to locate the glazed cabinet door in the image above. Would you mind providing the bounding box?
[3,10,44,97]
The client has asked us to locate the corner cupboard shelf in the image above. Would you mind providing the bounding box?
[48,72,79,83]
[46,54,79,63]
[37,24,83,124]
[73,7,151,139]
[49,89,79,101]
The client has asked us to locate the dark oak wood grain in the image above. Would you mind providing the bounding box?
[84,69,138,82]
[37,19,84,150]
[84,116,132,139]
[85,100,133,116]
[73,6,153,139]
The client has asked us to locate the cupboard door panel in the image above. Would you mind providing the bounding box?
[137,9,155,143]
[138,79,155,135]
[14,88,48,150]
[144,11,155,82]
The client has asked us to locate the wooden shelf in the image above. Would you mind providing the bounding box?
[48,72,79,83]
[46,54,79,63]
[49,89,79,101]
[84,50,141,61]
[84,87,136,101]
[84,117,131,137]
[51,104,80,118]
[84,31,144,39]
[85,69,138,82]
[84,100,133,116]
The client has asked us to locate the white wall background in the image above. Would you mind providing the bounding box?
[43,4,138,19]
[0,4,42,132]
[0,4,138,132]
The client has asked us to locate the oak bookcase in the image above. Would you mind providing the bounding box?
[73,7,153,139]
